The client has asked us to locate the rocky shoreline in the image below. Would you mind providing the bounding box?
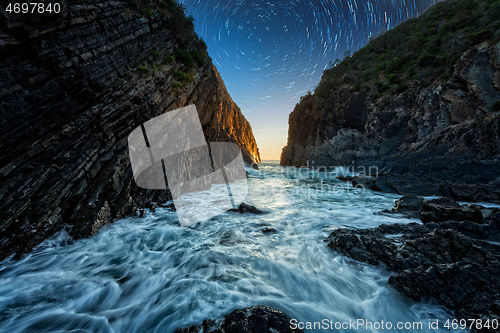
[327,191,500,333]
[277,2,500,327]
[174,192,500,333]
[351,174,500,204]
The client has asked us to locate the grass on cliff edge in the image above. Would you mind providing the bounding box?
[127,0,208,83]
[312,0,500,102]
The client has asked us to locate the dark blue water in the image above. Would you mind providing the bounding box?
[0,162,465,332]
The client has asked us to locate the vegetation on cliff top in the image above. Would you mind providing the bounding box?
[312,0,500,102]
[128,0,208,89]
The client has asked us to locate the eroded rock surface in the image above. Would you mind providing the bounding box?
[352,175,500,203]
[228,202,265,215]
[326,211,500,332]
[175,305,303,333]
[0,0,260,260]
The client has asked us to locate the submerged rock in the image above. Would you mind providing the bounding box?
[229,203,265,214]
[175,305,303,333]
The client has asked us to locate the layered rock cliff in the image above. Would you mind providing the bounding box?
[281,0,500,187]
[0,0,260,260]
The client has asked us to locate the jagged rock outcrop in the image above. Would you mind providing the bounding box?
[175,305,303,333]
[328,196,500,332]
[0,0,260,260]
[326,213,500,332]
[281,0,500,190]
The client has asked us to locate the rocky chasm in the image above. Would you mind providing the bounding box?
[0,0,260,260]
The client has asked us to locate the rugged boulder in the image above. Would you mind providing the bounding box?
[390,194,425,218]
[228,202,265,214]
[420,199,483,223]
[326,212,500,331]
[351,175,500,203]
[175,305,303,333]
[0,0,260,260]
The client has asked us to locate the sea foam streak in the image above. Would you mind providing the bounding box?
[0,162,465,333]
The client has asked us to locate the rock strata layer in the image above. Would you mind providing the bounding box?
[0,0,260,260]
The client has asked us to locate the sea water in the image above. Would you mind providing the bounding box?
[0,162,467,332]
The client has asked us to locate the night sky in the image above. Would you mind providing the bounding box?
[179,0,441,160]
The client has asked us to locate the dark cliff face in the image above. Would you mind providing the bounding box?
[0,0,260,260]
[281,0,500,185]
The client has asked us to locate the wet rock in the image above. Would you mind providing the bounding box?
[391,194,425,218]
[326,221,500,331]
[158,202,176,210]
[175,305,303,333]
[389,259,500,322]
[446,183,500,204]
[351,176,392,193]
[229,203,264,214]
[420,200,483,224]
[384,195,499,225]
[261,227,277,234]
[426,197,461,207]
[467,204,500,220]
[337,176,354,181]
[175,325,201,333]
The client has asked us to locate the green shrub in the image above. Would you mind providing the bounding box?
[388,74,399,84]
[294,0,498,110]
[164,55,174,64]
[173,70,191,82]
[137,64,149,73]
[493,100,500,112]
[143,8,154,17]
[352,84,361,92]
[418,54,435,67]
[375,81,390,93]
[396,84,409,94]
[191,50,206,66]
[489,2,500,18]
[386,58,404,73]
[315,82,333,99]
[362,70,374,81]
[468,29,493,43]
[343,76,353,83]
[150,49,161,58]
[175,49,194,68]
[172,81,183,89]
[199,38,207,50]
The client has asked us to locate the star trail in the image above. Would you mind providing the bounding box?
[179,0,441,159]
